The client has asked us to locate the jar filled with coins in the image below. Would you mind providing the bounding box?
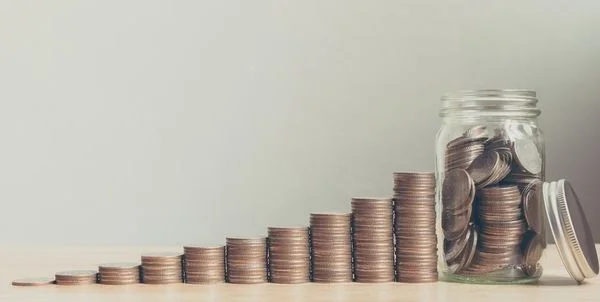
[435,89,598,284]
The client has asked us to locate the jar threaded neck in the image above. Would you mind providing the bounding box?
[440,89,541,118]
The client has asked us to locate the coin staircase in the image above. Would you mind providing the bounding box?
[12,172,439,286]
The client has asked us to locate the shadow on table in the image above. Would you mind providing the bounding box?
[535,275,580,287]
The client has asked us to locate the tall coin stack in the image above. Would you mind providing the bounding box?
[98,262,140,285]
[267,227,310,284]
[351,198,394,283]
[55,270,98,285]
[310,213,353,283]
[183,245,225,284]
[466,185,527,274]
[393,172,438,283]
[140,252,183,284]
[226,237,268,284]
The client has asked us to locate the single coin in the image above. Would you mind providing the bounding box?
[141,252,182,259]
[99,273,140,280]
[99,262,140,270]
[100,280,139,285]
[99,271,140,279]
[184,244,225,249]
[447,135,487,149]
[486,133,511,149]
[56,280,97,285]
[444,225,472,263]
[465,125,488,138]
[55,270,98,279]
[226,238,267,247]
[12,277,55,286]
[142,279,182,285]
[512,138,542,175]
[442,207,471,241]
[186,279,225,284]
[522,231,543,266]
[523,180,543,233]
[483,155,512,187]
[226,279,267,284]
[467,151,499,184]
[442,169,473,211]
[142,272,183,278]
[448,228,477,273]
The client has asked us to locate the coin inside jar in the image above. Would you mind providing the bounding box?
[448,227,477,273]
[512,138,542,175]
[467,151,499,185]
[444,225,472,264]
[442,207,472,241]
[522,180,543,234]
[442,169,474,211]
[521,231,543,267]
[465,125,488,138]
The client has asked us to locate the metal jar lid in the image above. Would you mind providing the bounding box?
[542,179,599,282]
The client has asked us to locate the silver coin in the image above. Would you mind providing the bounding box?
[465,125,488,138]
[467,151,499,185]
[512,138,542,175]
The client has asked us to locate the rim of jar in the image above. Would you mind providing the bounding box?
[440,89,541,118]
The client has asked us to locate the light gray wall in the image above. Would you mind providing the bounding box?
[1,0,599,244]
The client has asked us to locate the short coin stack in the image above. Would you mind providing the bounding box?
[351,198,394,283]
[468,185,527,273]
[141,252,183,284]
[310,213,353,282]
[11,277,55,286]
[267,227,310,284]
[226,237,268,284]
[183,245,225,284]
[393,172,438,282]
[55,270,98,285]
[98,262,140,285]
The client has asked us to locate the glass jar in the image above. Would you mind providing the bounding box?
[435,89,547,284]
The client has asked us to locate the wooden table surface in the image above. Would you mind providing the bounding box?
[1,245,598,302]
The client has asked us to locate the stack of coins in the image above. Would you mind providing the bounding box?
[12,277,55,286]
[468,185,527,274]
[441,169,475,265]
[55,270,98,285]
[393,172,438,283]
[98,262,140,285]
[444,128,487,172]
[310,213,353,283]
[141,252,183,284]
[226,237,267,284]
[441,126,545,277]
[267,227,310,284]
[183,245,225,284]
[351,198,394,283]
